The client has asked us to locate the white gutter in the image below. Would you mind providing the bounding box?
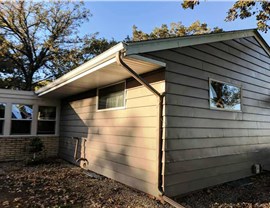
[36,42,125,96]
[37,57,117,97]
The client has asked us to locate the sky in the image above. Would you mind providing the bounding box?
[81,1,269,45]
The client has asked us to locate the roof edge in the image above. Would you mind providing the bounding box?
[36,42,126,95]
[36,29,270,98]
[253,30,270,57]
[37,57,117,97]
[125,29,257,55]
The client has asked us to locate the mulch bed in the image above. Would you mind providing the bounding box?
[0,159,170,208]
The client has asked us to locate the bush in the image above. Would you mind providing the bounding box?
[27,137,45,165]
[29,137,44,154]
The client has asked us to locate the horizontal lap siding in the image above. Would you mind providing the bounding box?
[59,71,165,197]
[149,36,270,196]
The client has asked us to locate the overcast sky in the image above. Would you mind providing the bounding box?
[81,1,269,45]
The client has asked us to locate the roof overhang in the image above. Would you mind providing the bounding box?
[36,29,270,99]
[36,43,165,98]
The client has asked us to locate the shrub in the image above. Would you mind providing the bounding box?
[27,137,45,165]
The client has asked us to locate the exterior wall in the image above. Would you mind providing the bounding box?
[0,89,60,162]
[0,89,60,136]
[146,37,270,196]
[59,69,165,197]
[0,136,59,162]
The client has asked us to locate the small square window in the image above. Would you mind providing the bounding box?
[209,79,241,111]
[98,82,125,110]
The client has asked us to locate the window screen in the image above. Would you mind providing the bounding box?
[11,104,33,134]
[210,80,241,111]
[38,106,56,120]
[98,82,125,110]
[11,120,32,134]
[37,106,56,134]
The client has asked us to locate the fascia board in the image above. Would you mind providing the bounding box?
[125,30,256,55]
[127,55,166,67]
[253,30,270,57]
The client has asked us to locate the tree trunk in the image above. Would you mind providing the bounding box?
[24,75,33,91]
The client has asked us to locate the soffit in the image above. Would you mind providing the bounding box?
[39,56,163,99]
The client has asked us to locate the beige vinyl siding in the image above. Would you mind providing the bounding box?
[59,70,165,197]
[146,36,270,196]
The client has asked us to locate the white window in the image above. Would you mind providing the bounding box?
[0,103,5,134]
[209,79,241,111]
[11,104,33,134]
[37,106,56,135]
[97,82,125,110]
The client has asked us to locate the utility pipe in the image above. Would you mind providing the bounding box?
[76,138,89,167]
[73,137,88,166]
[116,51,185,208]
[73,137,79,160]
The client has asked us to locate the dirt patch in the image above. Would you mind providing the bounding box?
[176,172,270,208]
[0,159,171,208]
[4,159,270,208]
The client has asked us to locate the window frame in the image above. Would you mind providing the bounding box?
[96,81,126,112]
[209,78,242,112]
[0,103,5,135]
[10,104,33,135]
[37,106,57,135]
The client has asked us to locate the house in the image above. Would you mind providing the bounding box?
[1,29,270,199]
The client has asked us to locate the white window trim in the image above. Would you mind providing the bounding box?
[0,104,59,137]
[0,92,60,137]
[209,78,243,112]
[96,81,126,112]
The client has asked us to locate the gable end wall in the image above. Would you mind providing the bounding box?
[147,36,270,196]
